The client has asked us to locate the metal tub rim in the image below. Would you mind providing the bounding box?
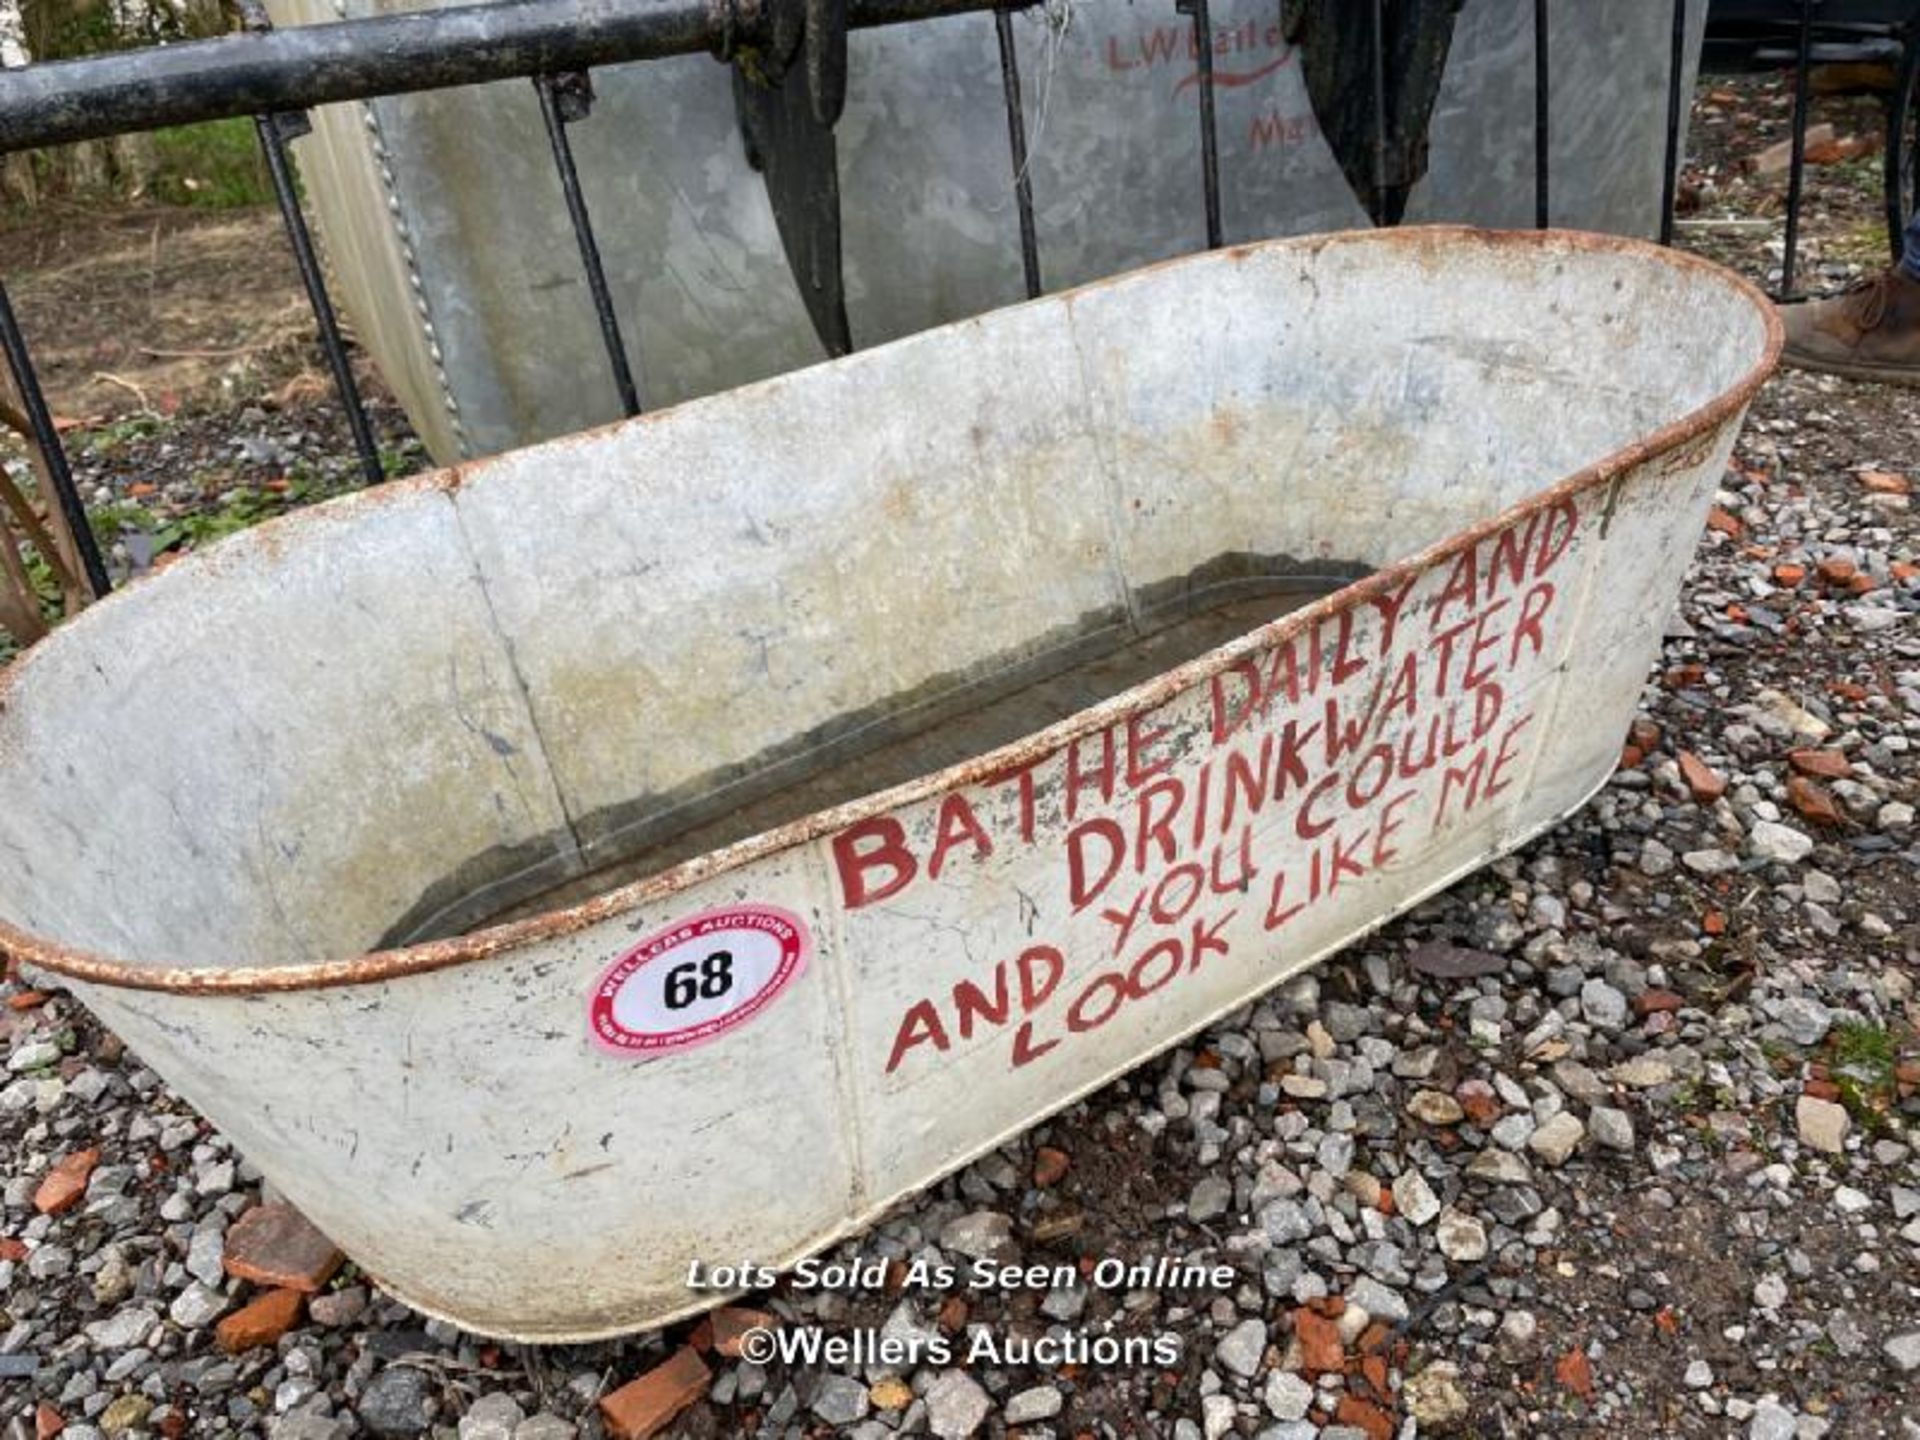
[0,224,1783,997]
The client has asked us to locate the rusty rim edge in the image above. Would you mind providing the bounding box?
[0,225,1786,995]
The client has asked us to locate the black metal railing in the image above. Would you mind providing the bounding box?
[0,0,1912,605]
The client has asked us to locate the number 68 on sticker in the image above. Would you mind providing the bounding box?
[588,905,811,1057]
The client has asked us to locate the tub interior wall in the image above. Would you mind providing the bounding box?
[0,236,1765,972]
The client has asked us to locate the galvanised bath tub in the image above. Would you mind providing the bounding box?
[0,228,1779,1340]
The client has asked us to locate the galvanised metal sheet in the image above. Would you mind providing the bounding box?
[0,229,1778,1341]
[266,0,1708,462]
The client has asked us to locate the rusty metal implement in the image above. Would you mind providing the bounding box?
[0,228,1778,1342]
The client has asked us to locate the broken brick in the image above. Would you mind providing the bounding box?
[1666,664,1706,690]
[1293,1305,1344,1374]
[1628,718,1662,753]
[1032,1147,1070,1187]
[706,1307,775,1359]
[1336,1394,1394,1440]
[1456,1079,1501,1126]
[1555,1348,1596,1400]
[1634,989,1684,1017]
[1754,124,1834,175]
[35,1403,62,1440]
[1859,469,1911,495]
[215,1287,304,1353]
[1706,507,1743,538]
[1790,748,1852,780]
[1676,750,1726,803]
[600,1349,711,1440]
[34,1149,99,1217]
[1803,133,1874,165]
[1772,562,1806,586]
[1787,775,1844,826]
[6,990,48,1011]
[1359,1352,1390,1393]
[222,1203,344,1293]
[1816,556,1857,586]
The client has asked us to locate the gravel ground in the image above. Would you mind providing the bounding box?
[3,77,1918,1440]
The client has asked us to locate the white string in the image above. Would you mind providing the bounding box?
[1016,0,1074,187]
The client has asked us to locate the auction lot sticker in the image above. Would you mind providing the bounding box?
[589,905,810,1057]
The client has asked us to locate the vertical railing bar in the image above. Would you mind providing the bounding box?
[534,73,643,417]
[993,7,1043,299]
[1659,0,1686,245]
[1533,0,1550,228]
[1369,0,1390,224]
[0,279,111,598]
[1779,0,1816,299]
[1885,25,1915,262]
[1911,34,1920,265]
[1177,0,1223,249]
[256,113,385,487]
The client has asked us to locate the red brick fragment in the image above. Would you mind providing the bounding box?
[1359,1352,1390,1393]
[222,1203,344,1293]
[6,991,47,1011]
[707,1307,774,1359]
[1706,508,1743,538]
[1677,751,1726,803]
[1336,1395,1394,1440]
[1790,748,1851,779]
[35,1403,62,1439]
[1033,1147,1070,1187]
[1456,1079,1501,1126]
[1787,775,1844,827]
[34,1149,99,1216]
[1635,989,1684,1016]
[1817,556,1857,585]
[600,1349,711,1440]
[1628,718,1662,753]
[1293,1305,1344,1374]
[1666,664,1706,690]
[1556,1348,1595,1399]
[1860,469,1911,495]
[215,1287,303,1353]
[1772,563,1806,587]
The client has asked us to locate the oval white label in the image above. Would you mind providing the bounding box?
[588,905,810,1057]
